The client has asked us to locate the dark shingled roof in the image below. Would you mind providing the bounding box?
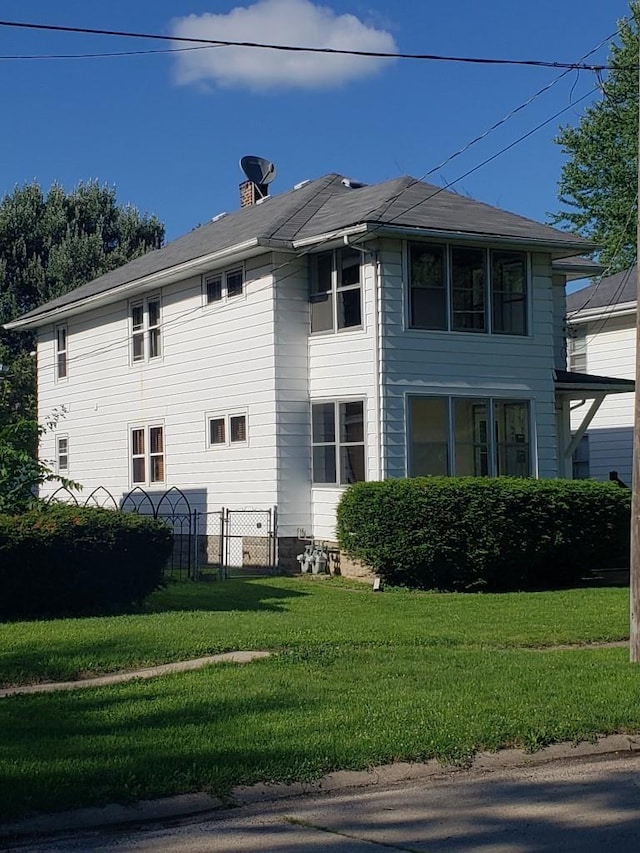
[555,369,635,390]
[9,173,596,326]
[567,265,637,315]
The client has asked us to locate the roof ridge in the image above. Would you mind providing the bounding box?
[265,173,346,241]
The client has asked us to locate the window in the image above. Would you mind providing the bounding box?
[207,412,248,447]
[131,296,162,363]
[311,400,365,484]
[567,324,587,373]
[310,248,362,333]
[55,325,68,379]
[130,425,165,485]
[204,267,244,304]
[409,396,530,477]
[209,417,226,445]
[572,434,590,479]
[56,435,69,473]
[230,415,247,443]
[409,243,528,335]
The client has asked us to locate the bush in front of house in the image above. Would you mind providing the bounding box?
[336,477,631,592]
[0,504,173,618]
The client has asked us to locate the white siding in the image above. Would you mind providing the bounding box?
[273,253,312,537]
[569,313,635,484]
[308,253,378,540]
[379,241,559,480]
[38,254,279,513]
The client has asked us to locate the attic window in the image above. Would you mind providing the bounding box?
[204,267,244,305]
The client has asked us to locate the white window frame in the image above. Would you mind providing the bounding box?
[406,242,530,336]
[130,294,162,364]
[309,247,363,335]
[406,394,533,478]
[205,410,249,449]
[311,399,366,485]
[202,266,245,307]
[55,324,68,381]
[56,434,69,473]
[129,423,166,486]
[567,324,587,373]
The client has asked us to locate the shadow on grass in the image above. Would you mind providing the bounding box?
[146,577,309,615]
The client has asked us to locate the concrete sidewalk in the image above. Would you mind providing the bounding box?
[0,651,272,698]
[3,734,640,849]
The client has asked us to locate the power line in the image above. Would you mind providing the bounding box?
[0,45,223,61]
[424,32,618,179]
[0,18,632,71]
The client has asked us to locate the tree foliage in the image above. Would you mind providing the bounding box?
[0,181,164,423]
[553,2,639,272]
[0,413,80,514]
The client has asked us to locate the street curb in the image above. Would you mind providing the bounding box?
[2,733,640,841]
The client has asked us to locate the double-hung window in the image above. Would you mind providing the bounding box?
[567,324,587,372]
[55,324,68,380]
[311,401,365,484]
[131,425,165,485]
[204,268,244,305]
[131,296,161,363]
[56,435,69,473]
[409,243,528,335]
[310,248,362,333]
[409,396,530,478]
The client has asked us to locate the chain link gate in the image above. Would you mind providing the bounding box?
[194,508,277,579]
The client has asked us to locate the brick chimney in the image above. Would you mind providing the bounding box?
[240,180,257,208]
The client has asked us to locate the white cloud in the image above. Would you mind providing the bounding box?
[170,0,397,91]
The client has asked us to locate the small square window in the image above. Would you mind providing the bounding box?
[206,276,222,303]
[230,415,247,443]
[210,418,226,445]
[227,269,243,298]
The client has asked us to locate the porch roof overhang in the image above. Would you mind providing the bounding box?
[554,369,635,400]
[555,370,635,460]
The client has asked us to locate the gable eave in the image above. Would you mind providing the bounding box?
[4,237,282,330]
[293,221,597,256]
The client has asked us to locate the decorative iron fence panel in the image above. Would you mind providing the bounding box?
[44,487,277,581]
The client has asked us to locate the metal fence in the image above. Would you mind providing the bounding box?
[46,486,277,580]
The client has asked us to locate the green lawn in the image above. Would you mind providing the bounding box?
[0,578,638,823]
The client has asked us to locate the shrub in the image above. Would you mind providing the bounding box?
[336,478,631,592]
[0,504,173,618]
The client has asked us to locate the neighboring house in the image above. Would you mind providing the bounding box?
[5,170,634,568]
[567,266,637,485]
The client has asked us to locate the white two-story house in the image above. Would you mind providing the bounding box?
[6,171,634,568]
[567,265,637,485]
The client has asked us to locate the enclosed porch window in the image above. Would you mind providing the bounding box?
[409,396,530,478]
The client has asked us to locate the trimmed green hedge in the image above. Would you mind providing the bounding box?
[0,504,173,618]
[336,478,631,592]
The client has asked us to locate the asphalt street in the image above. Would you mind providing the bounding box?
[6,750,640,852]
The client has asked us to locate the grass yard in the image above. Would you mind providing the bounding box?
[0,577,638,822]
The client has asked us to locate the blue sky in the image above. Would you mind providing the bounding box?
[0,0,632,241]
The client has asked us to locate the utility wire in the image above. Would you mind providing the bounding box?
[0,19,633,71]
[0,45,223,61]
[424,32,617,178]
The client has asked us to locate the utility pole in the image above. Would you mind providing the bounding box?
[631,35,640,662]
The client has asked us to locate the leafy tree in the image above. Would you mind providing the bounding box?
[0,414,79,514]
[0,181,164,423]
[553,2,639,272]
